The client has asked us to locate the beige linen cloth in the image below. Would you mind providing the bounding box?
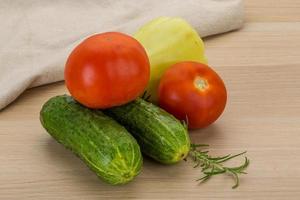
[0,0,244,110]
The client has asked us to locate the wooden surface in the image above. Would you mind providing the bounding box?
[1,1,300,199]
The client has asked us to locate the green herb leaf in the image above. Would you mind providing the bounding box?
[189,144,250,189]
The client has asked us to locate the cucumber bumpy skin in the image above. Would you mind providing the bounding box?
[40,95,142,185]
[105,98,191,164]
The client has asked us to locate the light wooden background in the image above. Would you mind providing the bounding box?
[1,1,300,199]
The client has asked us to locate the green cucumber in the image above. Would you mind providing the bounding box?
[105,98,190,164]
[40,95,142,185]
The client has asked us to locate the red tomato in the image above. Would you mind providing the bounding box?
[158,62,227,129]
[65,32,150,109]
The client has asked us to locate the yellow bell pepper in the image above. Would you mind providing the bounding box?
[134,17,207,103]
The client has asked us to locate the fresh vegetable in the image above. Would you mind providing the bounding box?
[134,17,207,103]
[105,97,248,188]
[40,95,142,185]
[105,97,191,164]
[65,32,150,109]
[158,62,227,129]
[43,18,249,188]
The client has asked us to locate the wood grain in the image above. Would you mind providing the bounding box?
[1,0,300,199]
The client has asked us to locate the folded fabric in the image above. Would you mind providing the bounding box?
[0,0,244,110]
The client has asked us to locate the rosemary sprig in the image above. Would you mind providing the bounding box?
[188,143,250,189]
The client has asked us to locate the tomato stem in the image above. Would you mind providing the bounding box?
[194,77,209,91]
